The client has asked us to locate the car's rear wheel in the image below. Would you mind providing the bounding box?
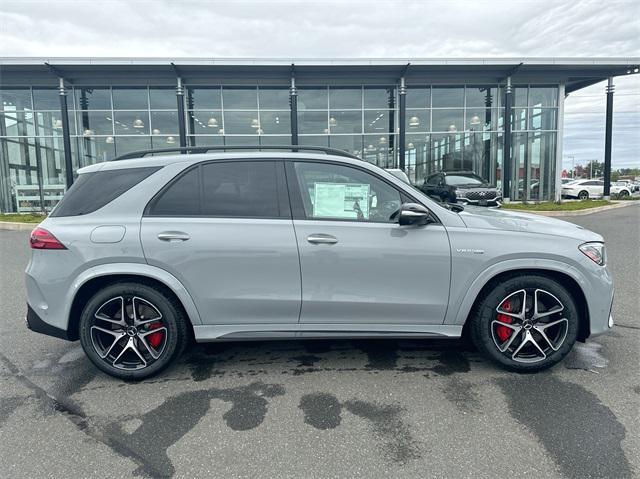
[79,282,189,380]
[578,190,589,200]
[618,190,629,197]
[470,275,579,372]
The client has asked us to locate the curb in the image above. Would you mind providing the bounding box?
[0,221,39,231]
[508,201,638,217]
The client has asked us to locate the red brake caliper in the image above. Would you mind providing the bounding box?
[496,299,513,342]
[147,322,164,348]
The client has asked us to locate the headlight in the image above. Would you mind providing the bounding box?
[455,190,466,198]
[579,242,606,266]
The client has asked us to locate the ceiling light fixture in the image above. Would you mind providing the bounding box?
[83,128,94,136]
[329,117,337,127]
[152,128,161,135]
[407,142,415,149]
[470,115,481,126]
[207,117,218,128]
[250,118,260,128]
[53,119,62,129]
[409,116,420,127]
[448,124,457,133]
[133,118,145,129]
[166,136,176,144]
[105,136,114,144]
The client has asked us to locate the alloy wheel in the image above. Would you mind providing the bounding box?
[90,295,168,370]
[491,289,569,363]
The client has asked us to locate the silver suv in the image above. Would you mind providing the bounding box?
[25,147,614,379]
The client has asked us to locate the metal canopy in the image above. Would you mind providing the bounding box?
[1,57,638,92]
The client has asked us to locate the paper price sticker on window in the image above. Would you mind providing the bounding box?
[312,182,370,219]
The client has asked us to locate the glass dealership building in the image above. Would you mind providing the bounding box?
[0,58,636,213]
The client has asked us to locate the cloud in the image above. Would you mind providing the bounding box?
[1,0,639,168]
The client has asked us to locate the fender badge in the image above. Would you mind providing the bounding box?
[456,248,485,254]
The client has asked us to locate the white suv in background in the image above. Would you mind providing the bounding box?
[562,179,632,199]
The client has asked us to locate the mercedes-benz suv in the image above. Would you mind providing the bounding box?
[25,146,614,379]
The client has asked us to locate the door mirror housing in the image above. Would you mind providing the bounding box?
[396,202,431,226]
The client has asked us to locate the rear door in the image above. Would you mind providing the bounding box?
[141,160,301,325]
[287,160,451,325]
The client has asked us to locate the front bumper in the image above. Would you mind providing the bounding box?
[26,304,73,341]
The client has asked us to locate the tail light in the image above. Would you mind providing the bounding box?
[30,227,67,250]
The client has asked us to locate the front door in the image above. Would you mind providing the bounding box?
[287,160,451,325]
[141,160,301,325]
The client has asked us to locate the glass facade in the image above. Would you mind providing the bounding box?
[0,82,559,213]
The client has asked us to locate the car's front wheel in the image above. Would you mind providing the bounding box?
[470,274,579,372]
[79,281,189,380]
[578,190,589,200]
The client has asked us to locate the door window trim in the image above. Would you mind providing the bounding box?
[284,159,439,224]
[143,158,291,219]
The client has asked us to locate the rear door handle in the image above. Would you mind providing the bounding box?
[307,234,338,245]
[157,231,190,242]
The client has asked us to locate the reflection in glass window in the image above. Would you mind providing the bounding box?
[32,89,60,111]
[329,110,362,134]
[431,132,464,171]
[363,87,395,109]
[149,88,176,110]
[530,108,557,130]
[329,135,362,155]
[187,88,222,110]
[432,109,464,132]
[222,87,257,109]
[259,111,290,135]
[299,135,329,147]
[465,108,493,131]
[75,88,111,110]
[188,135,224,147]
[465,86,498,108]
[78,136,116,166]
[329,87,362,109]
[76,111,114,136]
[114,136,151,156]
[223,111,260,135]
[112,88,149,110]
[150,111,179,135]
[512,108,528,131]
[512,87,528,107]
[151,135,180,149]
[114,111,149,134]
[35,111,64,137]
[188,111,223,134]
[529,87,557,108]
[2,112,36,136]
[298,88,327,110]
[258,88,290,109]
[298,111,328,134]
[405,87,430,109]
[432,86,464,108]
[224,135,259,146]
[405,110,429,133]
[258,135,292,146]
[364,110,394,134]
[1,89,33,111]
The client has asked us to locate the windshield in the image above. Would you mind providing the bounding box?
[445,174,486,186]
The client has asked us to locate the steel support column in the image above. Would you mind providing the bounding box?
[289,72,299,146]
[502,76,513,201]
[58,78,74,188]
[603,77,614,199]
[176,77,187,149]
[398,76,406,170]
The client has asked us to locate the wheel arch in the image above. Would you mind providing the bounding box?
[456,266,590,342]
[65,265,202,340]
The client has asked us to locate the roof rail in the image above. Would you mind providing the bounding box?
[111,145,361,161]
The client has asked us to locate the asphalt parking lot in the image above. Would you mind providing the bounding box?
[1,204,638,479]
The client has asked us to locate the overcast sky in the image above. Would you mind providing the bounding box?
[1,0,638,169]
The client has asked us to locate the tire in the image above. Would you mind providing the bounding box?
[470,274,579,373]
[79,281,189,380]
[619,190,629,197]
[578,190,589,200]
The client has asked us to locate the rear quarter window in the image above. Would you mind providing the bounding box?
[50,166,161,217]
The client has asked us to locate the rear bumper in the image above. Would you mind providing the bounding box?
[25,304,73,341]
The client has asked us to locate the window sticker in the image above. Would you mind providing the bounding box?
[312,182,370,219]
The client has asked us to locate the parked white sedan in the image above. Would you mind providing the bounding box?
[562,179,632,199]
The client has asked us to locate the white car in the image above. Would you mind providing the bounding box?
[562,180,632,199]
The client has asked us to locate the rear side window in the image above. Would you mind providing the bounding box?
[50,166,160,217]
[146,160,282,218]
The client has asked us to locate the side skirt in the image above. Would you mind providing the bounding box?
[193,323,463,342]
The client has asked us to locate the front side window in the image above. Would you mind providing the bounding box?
[147,161,281,218]
[293,162,401,223]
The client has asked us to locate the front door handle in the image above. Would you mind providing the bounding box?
[307,234,338,245]
[157,231,190,242]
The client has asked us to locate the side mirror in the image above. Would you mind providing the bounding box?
[396,202,431,226]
